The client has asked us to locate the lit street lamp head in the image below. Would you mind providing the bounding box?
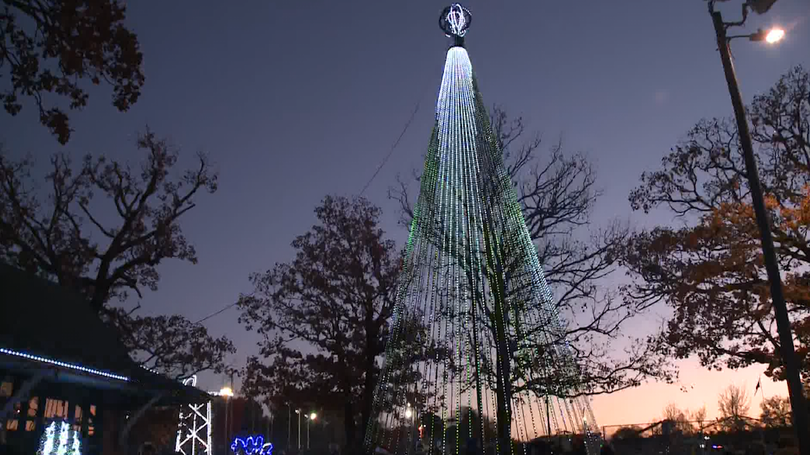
[765,28,785,44]
[749,27,785,43]
[219,386,234,397]
[439,3,471,47]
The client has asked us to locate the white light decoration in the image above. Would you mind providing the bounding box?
[56,421,69,455]
[446,5,467,36]
[71,429,81,455]
[38,421,81,455]
[440,3,472,39]
[175,375,213,455]
[41,422,56,455]
[0,348,129,382]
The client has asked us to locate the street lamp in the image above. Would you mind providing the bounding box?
[708,2,808,454]
[295,409,301,450]
[219,387,234,397]
[306,413,317,450]
[763,27,785,43]
[220,386,233,448]
[404,403,418,452]
[741,27,785,43]
[268,411,274,446]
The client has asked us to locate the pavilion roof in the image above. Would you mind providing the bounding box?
[0,263,209,404]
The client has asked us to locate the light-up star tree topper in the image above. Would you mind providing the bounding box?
[363,4,601,455]
[439,3,471,46]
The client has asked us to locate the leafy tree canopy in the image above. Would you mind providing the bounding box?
[238,196,441,451]
[625,66,810,382]
[1,0,145,143]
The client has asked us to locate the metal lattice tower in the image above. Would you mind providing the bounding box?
[363,4,601,455]
[175,376,213,455]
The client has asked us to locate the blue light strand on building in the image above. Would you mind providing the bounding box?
[0,347,130,382]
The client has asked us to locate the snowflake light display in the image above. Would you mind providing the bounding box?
[230,435,273,455]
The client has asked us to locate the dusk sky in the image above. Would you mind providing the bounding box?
[1,0,809,428]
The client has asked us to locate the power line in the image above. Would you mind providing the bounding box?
[195,77,436,326]
[359,100,422,196]
[194,302,238,325]
[359,74,435,196]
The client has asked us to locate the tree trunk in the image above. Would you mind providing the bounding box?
[361,312,378,445]
[344,397,356,453]
[483,206,512,455]
[494,301,512,455]
[467,264,485,445]
[90,289,106,313]
[90,261,111,313]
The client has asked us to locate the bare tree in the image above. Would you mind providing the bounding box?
[691,406,708,434]
[662,403,692,434]
[0,130,217,311]
[0,129,234,377]
[389,106,673,397]
[718,384,751,432]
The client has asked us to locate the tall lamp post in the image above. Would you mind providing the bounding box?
[287,404,293,453]
[405,403,416,451]
[295,409,302,451]
[269,410,274,444]
[220,386,234,447]
[708,1,808,452]
[306,412,317,450]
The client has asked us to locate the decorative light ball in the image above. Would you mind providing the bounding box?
[439,4,472,38]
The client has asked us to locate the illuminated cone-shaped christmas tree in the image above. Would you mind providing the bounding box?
[364,4,601,455]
